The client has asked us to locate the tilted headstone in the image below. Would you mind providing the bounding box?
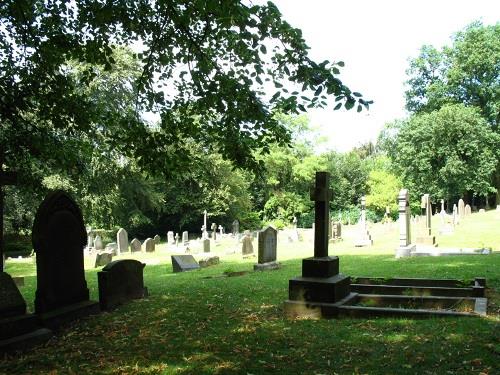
[167,231,175,245]
[153,234,161,245]
[117,228,128,254]
[32,190,99,327]
[241,230,254,255]
[171,255,200,272]
[144,238,155,252]
[130,238,142,252]
[395,189,416,258]
[254,226,279,271]
[94,252,113,268]
[98,260,148,311]
[93,235,103,251]
[458,199,465,218]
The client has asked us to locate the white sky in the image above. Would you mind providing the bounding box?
[268,0,500,152]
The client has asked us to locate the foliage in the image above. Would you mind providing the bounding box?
[389,104,499,201]
[263,191,306,223]
[1,0,371,178]
[365,169,402,216]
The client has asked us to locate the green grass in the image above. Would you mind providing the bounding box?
[2,210,500,374]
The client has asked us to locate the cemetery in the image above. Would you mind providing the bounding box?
[1,1,499,374]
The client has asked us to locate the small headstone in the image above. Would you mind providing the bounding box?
[32,190,99,327]
[465,204,472,216]
[94,252,113,268]
[144,238,155,252]
[171,255,200,272]
[130,238,142,252]
[198,256,220,268]
[93,235,103,250]
[479,208,486,214]
[241,230,254,256]
[153,234,161,244]
[98,260,148,311]
[254,226,279,271]
[203,238,210,253]
[167,231,175,245]
[117,228,128,254]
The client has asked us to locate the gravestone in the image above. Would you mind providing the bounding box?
[254,226,280,271]
[458,199,465,218]
[0,272,52,352]
[87,227,94,249]
[167,231,175,245]
[202,210,208,239]
[94,252,113,268]
[130,238,142,252]
[416,193,437,246]
[154,234,161,245]
[395,189,416,258]
[174,233,180,246]
[171,255,200,272]
[117,228,128,254]
[453,204,459,225]
[98,260,148,311]
[203,238,210,253]
[284,172,350,319]
[182,231,189,245]
[32,190,100,329]
[211,223,217,240]
[465,204,472,216]
[93,235,103,250]
[331,221,342,241]
[232,220,239,236]
[241,230,254,256]
[354,196,373,246]
[144,238,155,252]
[218,225,224,237]
[199,256,220,268]
[105,242,117,255]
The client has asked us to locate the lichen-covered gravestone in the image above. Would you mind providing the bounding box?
[117,228,128,254]
[254,226,280,271]
[98,260,148,311]
[32,190,100,329]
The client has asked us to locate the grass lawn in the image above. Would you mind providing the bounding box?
[2,210,499,374]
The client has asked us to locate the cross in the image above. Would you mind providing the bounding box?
[0,149,18,271]
[309,172,333,258]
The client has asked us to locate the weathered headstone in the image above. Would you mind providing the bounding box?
[354,196,373,246]
[241,230,254,256]
[144,238,155,252]
[203,238,210,253]
[171,255,200,272]
[0,272,52,352]
[182,231,189,245]
[199,256,219,268]
[284,172,350,319]
[94,252,113,268]
[232,219,239,236]
[416,193,437,246]
[93,235,103,251]
[98,260,148,311]
[465,204,472,216]
[117,228,128,254]
[167,231,175,245]
[153,234,161,245]
[32,191,99,328]
[395,189,416,258]
[254,226,280,271]
[130,238,142,252]
[458,199,465,218]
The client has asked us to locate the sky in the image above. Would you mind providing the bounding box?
[266,0,500,152]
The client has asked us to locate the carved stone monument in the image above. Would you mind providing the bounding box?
[354,196,373,246]
[32,191,100,329]
[395,189,416,258]
[416,194,437,246]
[284,172,350,318]
[254,226,280,271]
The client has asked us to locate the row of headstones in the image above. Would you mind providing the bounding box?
[1,191,148,352]
[116,228,160,254]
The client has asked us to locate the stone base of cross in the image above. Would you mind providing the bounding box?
[284,172,351,319]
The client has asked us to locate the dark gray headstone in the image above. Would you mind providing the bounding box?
[171,255,200,273]
[98,260,148,311]
[258,226,277,264]
[32,190,99,327]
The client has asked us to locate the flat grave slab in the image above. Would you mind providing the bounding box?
[171,255,200,273]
